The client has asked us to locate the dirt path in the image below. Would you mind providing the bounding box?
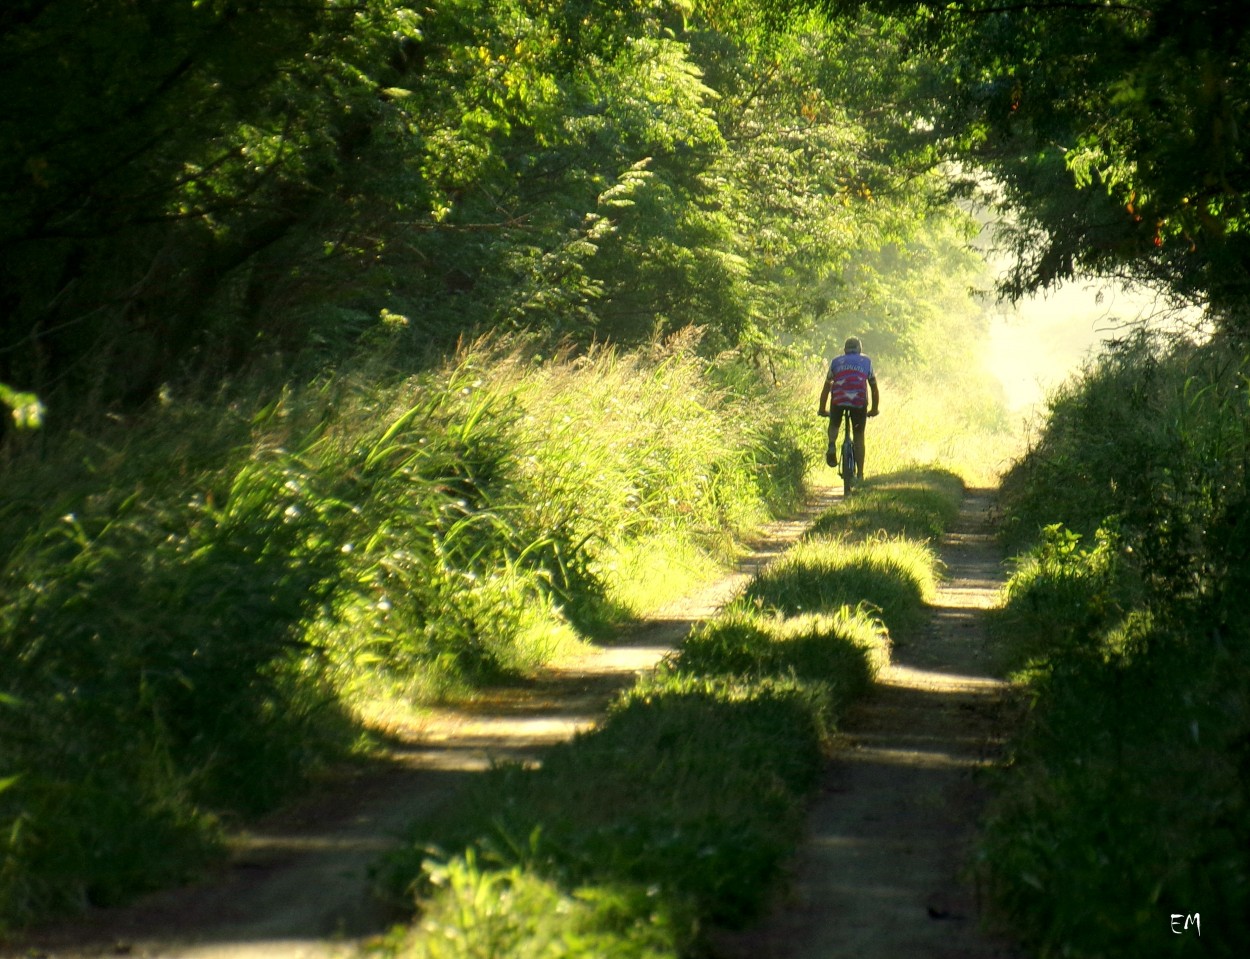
[5,487,838,959]
[713,488,1023,959]
[8,486,1022,959]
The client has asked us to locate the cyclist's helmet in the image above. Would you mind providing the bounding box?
[844,336,862,354]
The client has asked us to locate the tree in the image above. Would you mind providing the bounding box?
[819,1,1250,329]
[0,1,437,404]
[0,0,981,421]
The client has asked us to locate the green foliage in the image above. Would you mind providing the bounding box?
[804,466,964,542]
[806,207,996,373]
[998,330,1250,615]
[0,0,1014,934]
[0,336,813,927]
[0,0,961,422]
[830,0,1250,323]
[501,337,784,566]
[732,467,959,656]
[376,852,681,959]
[671,605,885,693]
[0,384,42,431]
[990,523,1142,677]
[1,0,415,400]
[980,619,1250,959]
[0,415,358,919]
[979,330,1250,957]
[742,533,938,638]
[691,19,967,358]
[377,675,833,949]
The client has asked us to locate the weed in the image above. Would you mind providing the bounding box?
[377,852,682,958]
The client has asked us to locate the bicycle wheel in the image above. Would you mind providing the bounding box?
[840,417,856,497]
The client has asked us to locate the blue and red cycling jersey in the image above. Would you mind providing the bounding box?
[826,353,874,408]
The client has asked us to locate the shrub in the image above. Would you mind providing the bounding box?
[980,330,1250,958]
[979,620,1250,958]
[989,522,1143,675]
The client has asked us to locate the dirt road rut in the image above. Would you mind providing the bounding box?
[9,487,1021,959]
[714,488,1022,959]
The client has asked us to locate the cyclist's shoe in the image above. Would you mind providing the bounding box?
[826,444,837,468]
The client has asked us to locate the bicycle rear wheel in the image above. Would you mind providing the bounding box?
[840,421,856,497]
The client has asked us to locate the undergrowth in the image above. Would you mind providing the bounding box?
[980,331,1250,958]
[0,334,813,928]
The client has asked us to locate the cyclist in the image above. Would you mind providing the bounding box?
[818,336,880,479]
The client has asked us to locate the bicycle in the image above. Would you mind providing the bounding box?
[821,406,858,497]
[836,406,857,497]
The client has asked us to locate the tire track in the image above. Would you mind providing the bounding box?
[712,489,1025,959]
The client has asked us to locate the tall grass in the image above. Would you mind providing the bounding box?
[0,327,985,930]
[979,331,1250,958]
[476,335,812,619]
[0,334,813,928]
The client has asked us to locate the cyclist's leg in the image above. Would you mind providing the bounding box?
[826,413,839,466]
[849,407,868,479]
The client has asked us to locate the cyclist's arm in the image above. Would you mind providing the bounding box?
[818,376,832,416]
[868,377,879,415]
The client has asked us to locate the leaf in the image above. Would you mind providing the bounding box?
[0,383,44,430]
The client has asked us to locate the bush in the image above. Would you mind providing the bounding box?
[989,522,1143,675]
[979,620,1250,958]
[980,330,1250,957]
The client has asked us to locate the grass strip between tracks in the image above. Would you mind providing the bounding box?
[368,468,962,958]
